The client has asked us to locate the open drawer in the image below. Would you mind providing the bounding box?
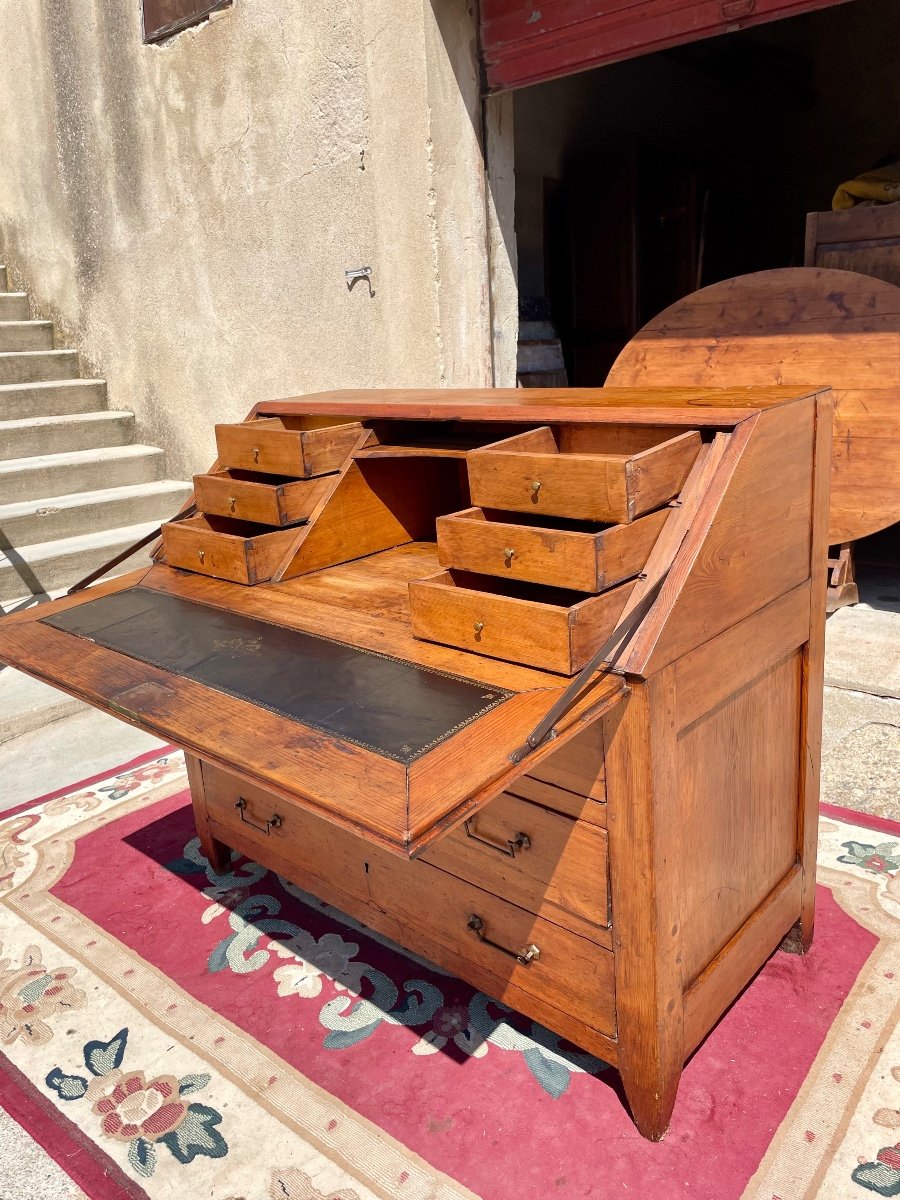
[193,468,331,527]
[408,568,636,674]
[467,425,701,523]
[436,505,669,592]
[162,513,298,584]
[214,416,363,477]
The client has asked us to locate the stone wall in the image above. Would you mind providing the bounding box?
[0,0,500,477]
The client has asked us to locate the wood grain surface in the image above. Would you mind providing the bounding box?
[608,267,900,541]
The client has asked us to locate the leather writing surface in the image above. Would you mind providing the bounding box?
[43,587,512,763]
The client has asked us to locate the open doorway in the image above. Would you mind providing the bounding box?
[510,0,900,385]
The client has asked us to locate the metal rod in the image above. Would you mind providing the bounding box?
[66,503,197,595]
[508,572,669,764]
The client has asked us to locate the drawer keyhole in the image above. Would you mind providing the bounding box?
[467,914,540,966]
[235,797,282,835]
[464,818,530,859]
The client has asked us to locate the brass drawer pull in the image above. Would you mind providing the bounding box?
[251,447,260,464]
[503,547,516,566]
[235,797,282,835]
[198,549,205,564]
[473,620,484,639]
[530,480,541,500]
[464,818,530,859]
[229,496,237,513]
[467,914,540,966]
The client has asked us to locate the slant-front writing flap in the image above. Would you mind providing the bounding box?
[0,570,626,856]
[42,586,513,765]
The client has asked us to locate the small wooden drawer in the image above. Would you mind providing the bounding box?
[193,468,331,527]
[214,416,363,478]
[436,505,668,592]
[423,791,609,938]
[162,514,297,585]
[408,568,636,674]
[368,857,617,1039]
[467,424,701,523]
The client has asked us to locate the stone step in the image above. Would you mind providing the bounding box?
[0,320,53,352]
[0,445,165,503]
[0,665,87,745]
[0,349,79,384]
[0,519,160,602]
[0,410,135,460]
[0,479,191,545]
[0,293,29,320]
[0,379,107,420]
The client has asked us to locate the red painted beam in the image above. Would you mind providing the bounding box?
[481,0,855,92]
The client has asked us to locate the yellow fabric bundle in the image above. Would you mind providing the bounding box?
[833,162,900,210]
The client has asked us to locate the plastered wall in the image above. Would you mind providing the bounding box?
[0,0,497,477]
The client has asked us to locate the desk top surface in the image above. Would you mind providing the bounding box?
[257,385,825,427]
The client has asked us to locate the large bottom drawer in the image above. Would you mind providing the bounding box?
[199,761,617,1043]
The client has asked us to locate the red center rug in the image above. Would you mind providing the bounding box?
[2,749,900,1200]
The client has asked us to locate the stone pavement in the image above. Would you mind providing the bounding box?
[822,557,900,820]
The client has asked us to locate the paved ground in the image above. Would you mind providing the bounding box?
[0,556,897,1199]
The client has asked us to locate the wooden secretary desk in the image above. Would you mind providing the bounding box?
[0,386,831,1141]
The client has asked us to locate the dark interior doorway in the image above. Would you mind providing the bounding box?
[513,0,900,384]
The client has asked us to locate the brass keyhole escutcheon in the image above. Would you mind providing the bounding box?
[252,447,260,464]
[503,547,516,567]
[473,621,484,640]
[229,497,237,513]
[530,480,541,502]
[198,549,205,564]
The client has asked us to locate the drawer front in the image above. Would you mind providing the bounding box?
[162,517,297,584]
[368,856,617,1039]
[201,764,373,903]
[468,450,631,523]
[194,471,330,526]
[215,420,361,478]
[437,509,601,591]
[423,791,609,935]
[409,572,633,675]
[409,574,575,674]
[437,507,669,592]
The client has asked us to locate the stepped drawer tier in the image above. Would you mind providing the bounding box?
[436,505,669,592]
[199,760,617,1039]
[467,424,701,523]
[161,514,298,585]
[408,568,636,674]
[193,468,331,527]
[214,417,363,477]
[422,790,610,939]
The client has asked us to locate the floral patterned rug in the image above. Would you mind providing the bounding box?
[2,749,900,1200]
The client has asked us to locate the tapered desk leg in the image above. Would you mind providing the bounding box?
[185,753,232,875]
[604,670,684,1141]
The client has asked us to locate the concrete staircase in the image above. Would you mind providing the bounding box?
[0,262,192,741]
